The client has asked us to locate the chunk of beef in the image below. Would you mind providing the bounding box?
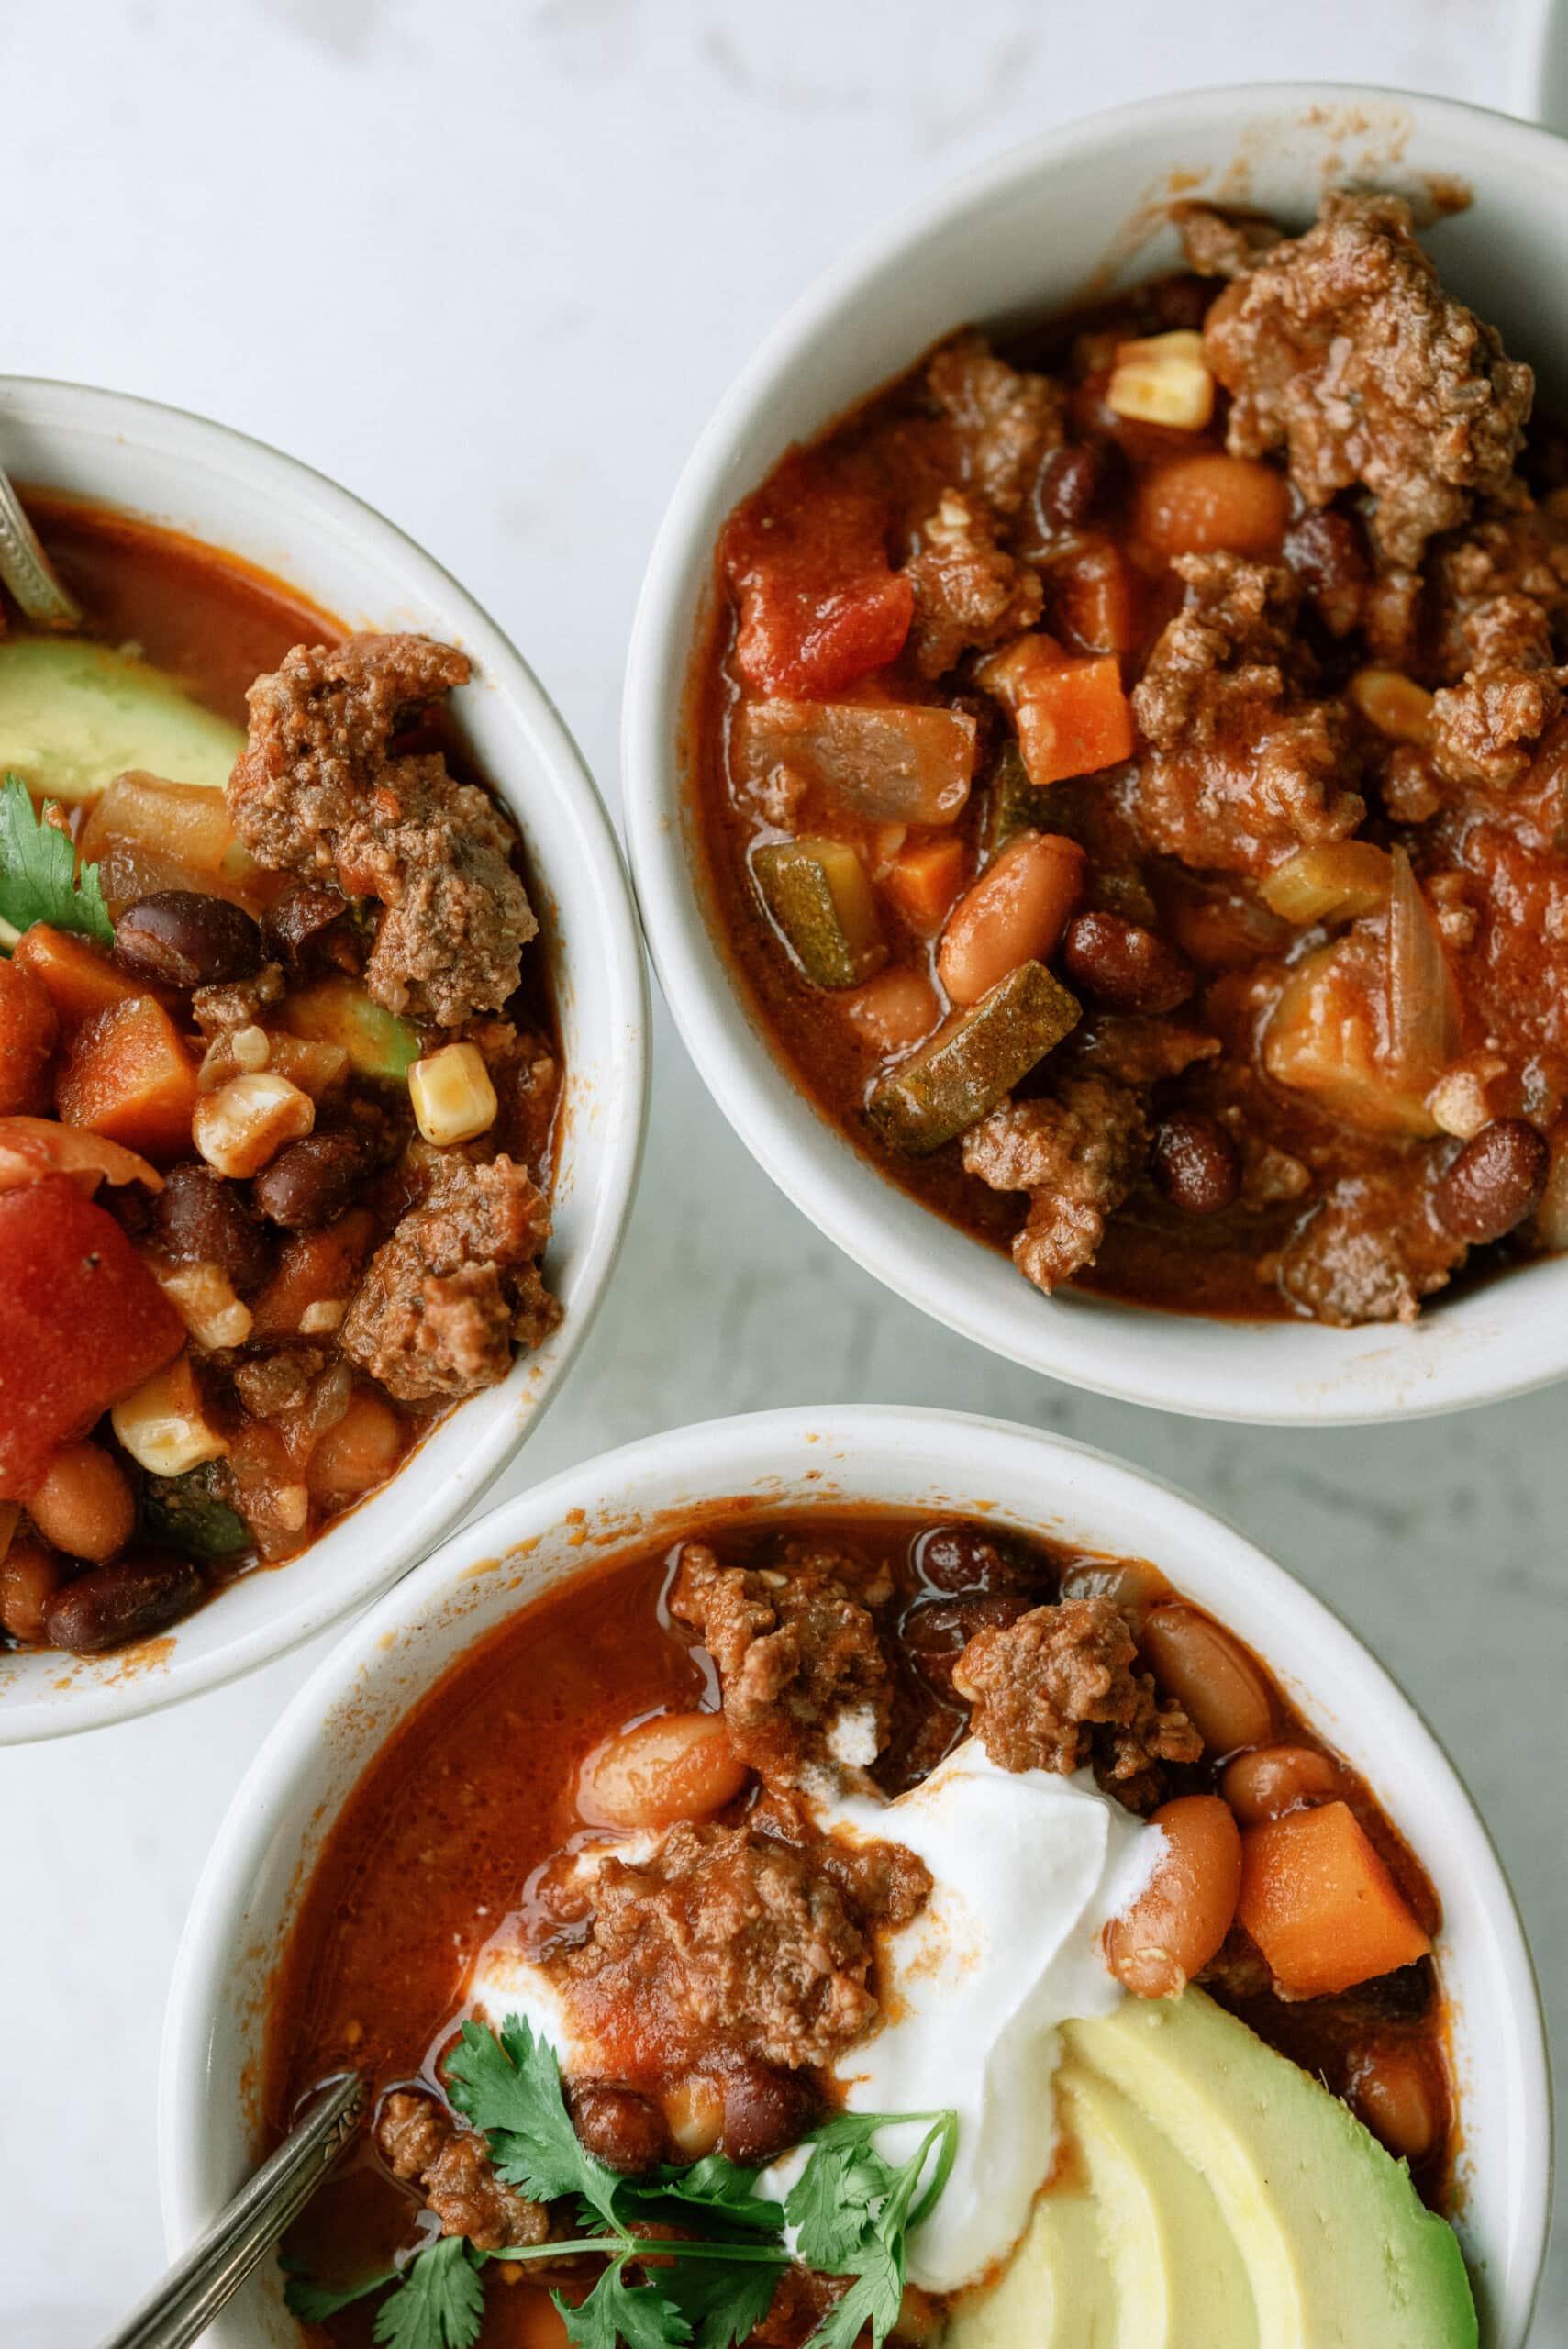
[376,2089,549,2251]
[1130,553,1364,874]
[228,635,537,1026]
[191,963,285,1039]
[1433,513,1568,679]
[1273,1168,1466,1325]
[954,1597,1201,1811]
[902,489,1043,677]
[927,334,1064,517]
[551,1820,927,2073]
[670,1542,892,1787]
[1202,192,1532,568]
[340,1146,557,1401]
[1177,204,1283,281]
[961,1078,1149,1294]
[1430,663,1565,789]
[232,1349,326,1419]
[1064,1015,1220,1088]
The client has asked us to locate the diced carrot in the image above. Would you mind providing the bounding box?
[723,456,913,696]
[0,1175,185,1492]
[1132,453,1291,561]
[881,838,968,933]
[1049,540,1140,656]
[251,1208,377,1341]
[0,1116,162,1197]
[55,996,199,1163]
[980,636,1135,789]
[0,957,60,1113]
[12,925,143,1032]
[1237,1801,1431,1998]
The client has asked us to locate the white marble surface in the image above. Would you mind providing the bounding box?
[1,2,1562,2340]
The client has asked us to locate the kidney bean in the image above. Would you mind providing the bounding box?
[569,2084,670,2176]
[149,1162,272,1292]
[253,1129,368,1230]
[0,1537,61,1642]
[1062,909,1194,1013]
[1034,443,1106,531]
[1283,507,1369,600]
[1434,1118,1549,1243]
[26,1442,136,1562]
[914,1523,1033,1598]
[1221,1742,1342,1827]
[1105,1795,1242,1998]
[1141,1603,1273,1755]
[263,882,358,977]
[721,2062,818,2166]
[901,1593,1028,1700]
[42,1553,205,1653]
[115,890,263,988]
[1151,1112,1240,1216]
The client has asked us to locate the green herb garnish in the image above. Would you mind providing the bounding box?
[0,774,112,944]
[282,2018,956,2349]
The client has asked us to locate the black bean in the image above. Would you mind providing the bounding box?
[914,1525,1029,1598]
[1434,1119,1549,1243]
[252,1130,368,1230]
[1062,909,1194,1013]
[115,891,263,988]
[263,882,358,978]
[569,2085,669,2176]
[1035,443,1106,531]
[42,1555,205,1653]
[720,2064,817,2167]
[148,1162,272,1291]
[1151,1112,1240,1216]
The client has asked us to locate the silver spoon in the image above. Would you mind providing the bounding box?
[97,2072,366,2349]
[0,457,81,626]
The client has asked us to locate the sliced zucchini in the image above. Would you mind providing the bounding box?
[140,1465,250,1562]
[982,740,1048,862]
[283,977,422,1079]
[868,960,1081,1152]
[753,836,886,988]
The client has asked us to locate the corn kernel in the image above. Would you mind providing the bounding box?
[231,1024,272,1072]
[111,1353,228,1476]
[1350,668,1434,746]
[193,1072,315,1178]
[408,1041,498,1147]
[1106,330,1214,430]
[157,1261,254,1351]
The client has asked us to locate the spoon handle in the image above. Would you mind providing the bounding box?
[0,463,81,626]
[99,2072,365,2349]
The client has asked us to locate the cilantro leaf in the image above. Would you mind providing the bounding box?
[371,2238,485,2349]
[661,2254,779,2349]
[0,775,112,943]
[785,2135,891,2272]
[446,2014,620,2228]
[281,2254,401,2321]
[555,2257,691,2349]
[622,2150,784,2238]
[803,2249,904,2349]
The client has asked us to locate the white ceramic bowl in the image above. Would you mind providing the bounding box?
[0,377,649,1742]
[160,1404,1550,2348]
[624,83,1568,1424]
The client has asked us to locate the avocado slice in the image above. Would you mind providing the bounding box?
[867,961,1080,1153]
[948,1988,1476,2349]
[752,836,886,989]
[0,637,243,804]
[283,978,421,1081]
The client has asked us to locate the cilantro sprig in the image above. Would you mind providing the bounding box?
[0,774,113,944]
[282,2018,957,2349]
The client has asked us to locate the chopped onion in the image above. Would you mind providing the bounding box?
[1385,847,1460,1091]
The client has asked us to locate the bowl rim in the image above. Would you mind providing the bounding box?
[0,371,651,1741]
[621,78,1568,1426]
[158,1402,1551,2346]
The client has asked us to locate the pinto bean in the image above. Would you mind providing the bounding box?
[148,1162,272,1292]
[306,1392,406,1502]
[26,1442,136,1562]
[1349,2044,1440,2165]
[1062,909,1194,1013]
[578,1712,750,1831]
[115,891,263,988]
[1105,1795,1242,1998]
[569,2085,670,2176]
[253,1129,368,1230]
[41,1553,204,1653]
[0,1537,61,1642]
[938,831,1085,1007]
[663,2076,724,2157]
[1221,1743,1342,1827]
[721,2063,818,2166]
[1434,1119,1549,1243]
[1058,1554,1170,1625]
[1141,1604,1273,1755]
[1151,1112,1240,1216]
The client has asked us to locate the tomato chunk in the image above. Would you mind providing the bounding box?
[12,925,143,1032]
[1237,1800,1431,1998]
[0,1117,163,1197]
[723,458,912,697]
[0,1176,185,1491]
[56,995,199,1163]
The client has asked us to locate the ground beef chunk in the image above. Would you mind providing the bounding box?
[1178,204,1284,281]
[927,333,1064,517]
[1130,553,1363,874]
[376,2089,549,2251]
[1201,193,1532,569]
[551,1820,926,2073]
[1065,1015,1220,1088]
[232,1349,326,1419]
[340,1146,557,1400]
[228,634,537,1025]
[1433,514,1568,679]
[1273,1167,1466,1325]
[962,1078,1149,1294]
[1430,663,1565,789]
[902,489,1043,676]
[670,1542,892,1787]
[191,963,285,1038]
[954,1597,1200,1811]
